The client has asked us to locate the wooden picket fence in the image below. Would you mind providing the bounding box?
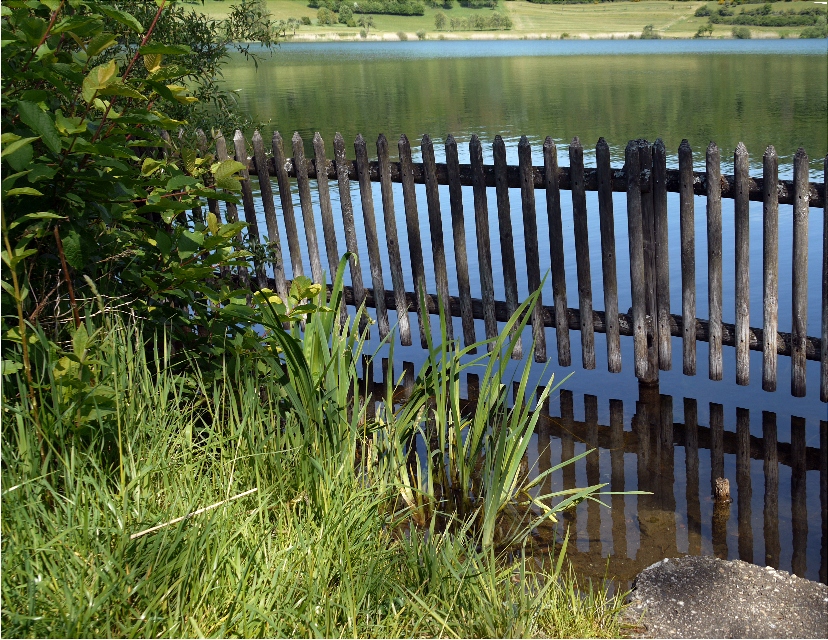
[201,129,827,402]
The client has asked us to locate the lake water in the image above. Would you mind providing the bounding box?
[219,40,827,584]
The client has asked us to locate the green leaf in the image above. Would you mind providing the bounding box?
[8,212,63,230]
[212,159,246,191]
[1,136,39,158]
[82,59,118,103]
[94,4,144,33]
[55,111,87,135]
[6,187,44,197]
[86,32,117,57]
[97,82,146,101]
[72,324,89,359]
[4,142,33,173]
[155,230,172,256]
[62,230,84,269]
[2,360,24,375]
[181,147,198,175]
[207,212,219,235]
[141,157,162,176]
[1,133,21,144]
[17,101,62,154]
[138,43,192,55]
[166,175,197,190]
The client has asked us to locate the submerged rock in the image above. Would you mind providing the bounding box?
[622,556,828,638]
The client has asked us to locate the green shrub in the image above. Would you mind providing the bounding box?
[799,23,828,38]
[339,3,354,22]
[302,15,312,24]
[435,10,448,29]
[640,24,660,38]
[317,7,336,24]
[397,30,409,39]
[416,28,427,39]
[732,25,752,37]
[695,5,712,17]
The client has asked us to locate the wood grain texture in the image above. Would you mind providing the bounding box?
[626,141,649,380]
[762,146,779,392]
[399,134,429,348]
[544,137,571,367]
[312,133,341,281]
[706,142,723,382]
[653,139,672,370]
[518,136,547,362]
[333,132,368,333]
[821,156,827,403]
[734,142,750,386]
[376,134,413,345]
[493,135,522,359]
[292,132,324,284]
[445,135,476,351]
[470,135,498,350]
[678,140,696,376]
[421,134,453,341]
[251,130,288,299]
[639,140,659,383]
[596,137,621,373]
[570,137,595,370]
[271,132,304,278]
[354,133,391,339]
[791,148,809,397]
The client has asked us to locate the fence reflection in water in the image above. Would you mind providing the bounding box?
[358,365,827,586]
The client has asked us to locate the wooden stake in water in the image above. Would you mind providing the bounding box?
[678,140,696,376]
[445,135,476,351]
[251,130,288,300]
[493,135,522,359]
[399,134,430,348]
[762,145,779,392]
[421,134,453,340]
[596,137,621,373]
[354,134,391,340]
[333,132,368,333]
[653,139,671,371]
[706,142,723,382]
[292,132,325,284]
[312,133,342,283]
[734,142,750,386]
[470,135,498,350]
[272,132,304,278]
[626,141,649,381]
[518,136,547,363]
[545,137,571,367]
[791,148,809,398]
[570,137,595,370]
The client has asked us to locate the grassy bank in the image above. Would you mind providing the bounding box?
[193,0,827,39]
[2,275,628,637]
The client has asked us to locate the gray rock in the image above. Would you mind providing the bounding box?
[622,556,828,638]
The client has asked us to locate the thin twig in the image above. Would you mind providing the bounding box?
[53,225,81,329]
[129,487,258,540]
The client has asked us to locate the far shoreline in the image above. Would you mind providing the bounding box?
[279,31,825,42]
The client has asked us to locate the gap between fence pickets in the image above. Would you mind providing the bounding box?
[243,155,827,209]
[281,278,823,362]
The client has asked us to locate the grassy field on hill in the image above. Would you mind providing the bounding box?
[193,0,827,39]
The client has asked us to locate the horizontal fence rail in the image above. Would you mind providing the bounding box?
[196,130,827,402]
[245,154,827,209]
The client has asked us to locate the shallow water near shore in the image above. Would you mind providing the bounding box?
[219,39,827,586]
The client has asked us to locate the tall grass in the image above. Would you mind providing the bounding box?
[2,267,627,637]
